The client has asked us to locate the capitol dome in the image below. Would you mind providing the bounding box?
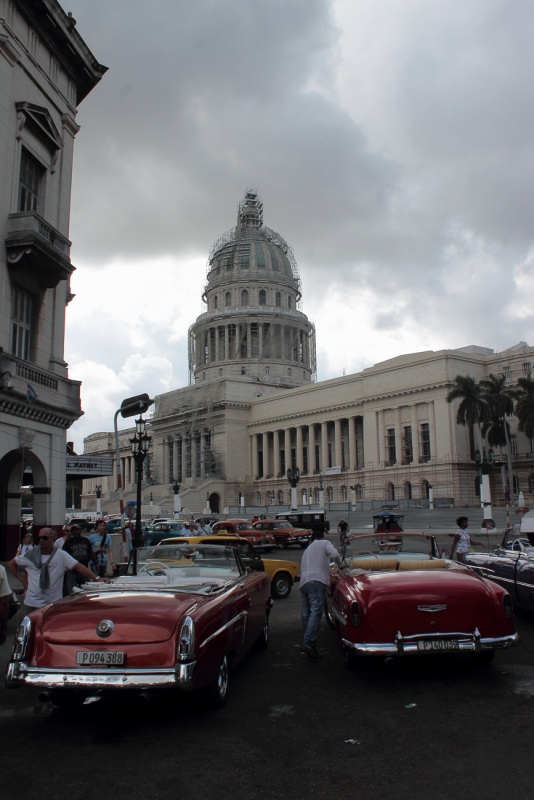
[188,190,316,387]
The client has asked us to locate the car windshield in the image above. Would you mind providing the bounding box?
[342,533,439,565]
[100,544,248,592]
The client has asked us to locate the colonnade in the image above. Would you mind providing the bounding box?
[158,429,213,484]
[196,320,312,367]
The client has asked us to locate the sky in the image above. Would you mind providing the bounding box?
[63,0,534,452]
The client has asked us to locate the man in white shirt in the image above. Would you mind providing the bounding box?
[299,531,341,659]
[0,564,12,645]
[7,527,107,612]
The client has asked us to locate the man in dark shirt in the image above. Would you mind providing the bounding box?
[63,525,98,594]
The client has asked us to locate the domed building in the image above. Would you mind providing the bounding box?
[188,190,316,386]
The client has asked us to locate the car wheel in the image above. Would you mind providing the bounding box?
[47,689,85,709]
[256,611,270,650]
[276,538,288,549]
[271,572,292,599]
[471,650,495,666]
[324,598,336,630]
[205,654,230,709]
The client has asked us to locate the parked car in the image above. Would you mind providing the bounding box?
[66,518,95,533]
[211,520,275,551]
[275,510,330,535]
[6,542,272,709]
[252,519,311,549]
[464,527,534,611]
[147,521,188,545]
[156,535,299,599]
[326,532,519,669]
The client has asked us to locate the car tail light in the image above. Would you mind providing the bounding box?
[503,593,514,619]
[12,616,32,661]
[178,616,195,661]
[350,602,361,627]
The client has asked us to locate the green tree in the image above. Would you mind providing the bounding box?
[446,375,489,458]
[480,373,515,501]
[515,375,534,440]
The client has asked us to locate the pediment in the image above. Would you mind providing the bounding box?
[16,102,62,151]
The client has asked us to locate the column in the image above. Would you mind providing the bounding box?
[394,408,402,465]
[334,419,342,468]
[411,406,420,463]
[224,325,229,361]
[252,434,259,479]
[429,402,437,461]
[182,435,188,479]
[308,424,316,473]
[296,426,304,471]
[348,417,357,471]
[273,430,281,477]
[173,437,179,479]
[321,422,328,470]
[262,432,269,477]
[284,428,291,470]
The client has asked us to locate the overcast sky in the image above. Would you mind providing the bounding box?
[63,0,534,452]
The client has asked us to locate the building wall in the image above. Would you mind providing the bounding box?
[0,0,105,557]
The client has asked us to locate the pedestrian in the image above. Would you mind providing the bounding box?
[7,528,106,613]
[0,563,12,645]
[299,530,341,659]
[450,516,482,564]
[337,518,349,545]
[89,519,115,577]
[198,518,212,535]
[15,532,34,557]
[63,524,99,593]
[54,523,73,550]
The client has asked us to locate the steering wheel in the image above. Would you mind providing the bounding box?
[138,561,172,580]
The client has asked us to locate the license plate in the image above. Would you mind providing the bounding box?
[417,639,459,652]
[76,651,125,665]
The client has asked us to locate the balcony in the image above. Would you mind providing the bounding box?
[6,212,73,288]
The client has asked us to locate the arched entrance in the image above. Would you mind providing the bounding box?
[0,448,48,558]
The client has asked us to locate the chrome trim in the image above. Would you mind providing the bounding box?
[198,609,248,649]
[417,605,447,613]
[5,660,197,691]
[341,631,520,656]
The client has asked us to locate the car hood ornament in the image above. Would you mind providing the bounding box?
[417,604,447,613]
[96,619,114,637]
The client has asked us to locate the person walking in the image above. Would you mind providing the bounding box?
[89,519,115,577]
[15,532,34,557]
[337,518,349,545]
[54,523,73,550]
[450,516,482,564]
[7,528,106,612]
[63,524,99,593]
[299,530,341,659]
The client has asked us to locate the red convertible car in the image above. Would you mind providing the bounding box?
[6,543,272,709]
[325,533,519,668]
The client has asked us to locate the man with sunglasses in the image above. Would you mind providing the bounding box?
[7,528,105,613]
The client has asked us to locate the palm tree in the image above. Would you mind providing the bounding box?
[515,375,534,441]
[446,375,489,458]
[480,373,516,502]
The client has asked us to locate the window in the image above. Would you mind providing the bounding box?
[420,423,431,462]
[402,426,413,464]
[225,291,231,307]
[18,149,43,212]
[510,435,517,456]
[259,289,266,305]
[523,363,531,376]
[275,292,281,307]
[11,286,34,361]
[386,428,396,465]
[288,295,293,309]
[503,366,510,381]
[213,296,218,310]
[240,289,249,306]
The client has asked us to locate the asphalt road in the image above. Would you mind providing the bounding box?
[2,541,534,800]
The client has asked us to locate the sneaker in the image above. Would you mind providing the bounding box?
[300,643,320,660]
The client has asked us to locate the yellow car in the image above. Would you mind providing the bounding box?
[156,535,299,599]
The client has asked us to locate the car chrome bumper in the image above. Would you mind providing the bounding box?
[341,630,520,657]
[5,660,197,691]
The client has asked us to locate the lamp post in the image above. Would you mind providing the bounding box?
[130,416,152,550]
[287,466,300,512]
[95,484,102,517]
[172,479,181,519]
[475,447,495,532]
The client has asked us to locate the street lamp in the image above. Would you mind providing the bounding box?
[95,484,102,516]
[130,416,152,550]
[172,478,181,519]
[475,447,495,532]
[287,466,300,512]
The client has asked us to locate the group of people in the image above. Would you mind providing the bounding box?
[5,520,115,616]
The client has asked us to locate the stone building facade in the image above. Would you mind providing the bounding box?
[0,0,105,557]
[81,192,534,517]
